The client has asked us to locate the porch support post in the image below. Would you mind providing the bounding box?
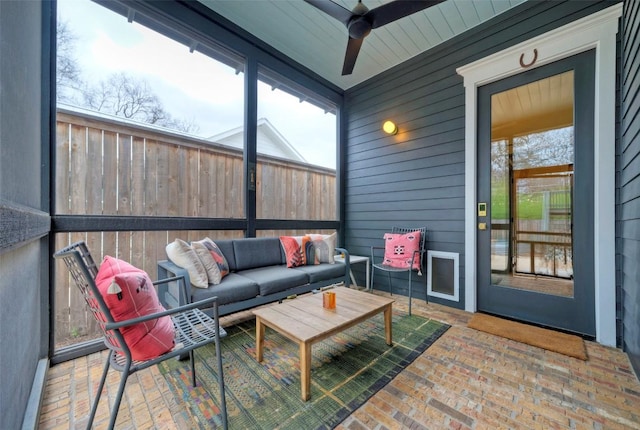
[593,25,618,346]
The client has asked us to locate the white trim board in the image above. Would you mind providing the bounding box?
[456,4,621,347]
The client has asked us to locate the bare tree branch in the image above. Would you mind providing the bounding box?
[56,24,200,134]
[56,20,83,102]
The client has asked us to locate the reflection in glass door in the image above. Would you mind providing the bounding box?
[490,71,575,297]
[478,50,595,335]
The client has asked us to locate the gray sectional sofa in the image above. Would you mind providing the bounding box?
[157,237,350,316]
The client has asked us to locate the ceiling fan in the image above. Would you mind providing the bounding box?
[304,0,446,75]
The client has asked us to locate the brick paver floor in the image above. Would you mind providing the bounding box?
[39,292,640,429]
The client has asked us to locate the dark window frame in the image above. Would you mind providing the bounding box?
[50,0,345,362]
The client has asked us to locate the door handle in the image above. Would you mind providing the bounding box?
[478,222,487,230]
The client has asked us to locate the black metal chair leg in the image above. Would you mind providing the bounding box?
[213,305,228,430]
[425,269,429,305]
[108,360,131,430]
[371,265,375,292]
[216,339,228,430]
[408,271,412,316]
[190,350,196,387]
[86,355,111,430]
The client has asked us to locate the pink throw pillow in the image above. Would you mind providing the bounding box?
[382,230,422,270]
[280,236,303,267]
[95,256,175,361]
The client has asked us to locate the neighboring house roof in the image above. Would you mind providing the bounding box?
[57,102,204,140]
[208,117,307,163]
[58,104,309,165]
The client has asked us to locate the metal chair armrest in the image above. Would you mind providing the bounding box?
[370,246,385,264]
[335,247,350,287]
[105,296,219,331]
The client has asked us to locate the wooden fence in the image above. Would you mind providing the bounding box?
[54,108,336,348]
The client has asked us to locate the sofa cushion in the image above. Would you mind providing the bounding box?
[191,273,259,306]
[214,240,237,272]
[238,266,309,296]
[233,238,284,271]
[292,263,346,283]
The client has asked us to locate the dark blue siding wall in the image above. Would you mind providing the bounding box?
[0,1,50,428]
[621,0,640,376]
[343,0,616,308]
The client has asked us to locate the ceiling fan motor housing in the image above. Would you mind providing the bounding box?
[348,16,372,39]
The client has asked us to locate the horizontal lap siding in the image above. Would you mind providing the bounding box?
[343,0,612,307]
[621,0,640,376]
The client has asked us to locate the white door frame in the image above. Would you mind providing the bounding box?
[456,4,621,346]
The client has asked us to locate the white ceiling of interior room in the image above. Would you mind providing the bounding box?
[198,0,527,90]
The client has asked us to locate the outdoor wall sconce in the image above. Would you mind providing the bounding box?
[382,120,397,135]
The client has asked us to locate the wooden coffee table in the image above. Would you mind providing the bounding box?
[252,286,394,401]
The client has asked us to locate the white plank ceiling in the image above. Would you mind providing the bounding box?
[198,0,527,90]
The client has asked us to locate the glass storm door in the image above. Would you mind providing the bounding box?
[477,50,596,336]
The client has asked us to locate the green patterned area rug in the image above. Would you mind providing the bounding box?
[159,311,449,429]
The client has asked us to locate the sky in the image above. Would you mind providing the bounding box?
[57,0,337,169]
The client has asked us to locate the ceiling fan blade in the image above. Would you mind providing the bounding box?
[367,0,446,29]
[304,0,353,26]
[342,37,364,75]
